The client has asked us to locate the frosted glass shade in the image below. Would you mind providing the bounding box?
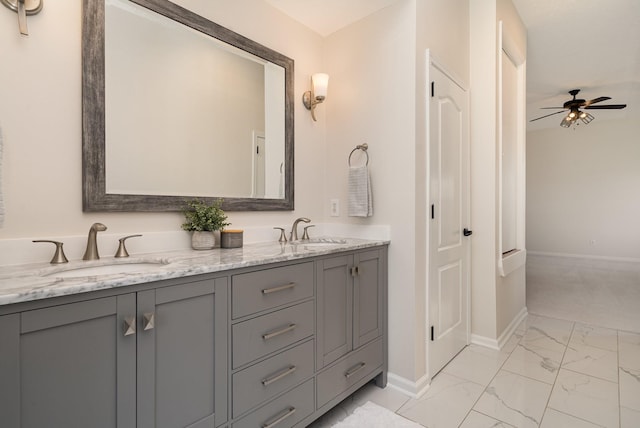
[312,73,329,100]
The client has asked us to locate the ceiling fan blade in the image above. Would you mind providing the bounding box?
[584,104,627,110]
[583,96,611,107]
[540,107,565,109]
[529,110,566,122]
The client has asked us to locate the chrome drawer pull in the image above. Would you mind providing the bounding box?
[262,407,296,428]
[123,316,136,337]
[262,282,296,295]
[262,323,297,340]
[344,362,366,379]
[261,365,297,387]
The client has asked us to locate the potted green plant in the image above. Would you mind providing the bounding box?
[181,199,230,250]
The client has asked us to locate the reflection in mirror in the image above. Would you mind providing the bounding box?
[83,0,294,211]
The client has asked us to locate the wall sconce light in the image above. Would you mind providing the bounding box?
[303,73,329,121]
[1,0,43,35]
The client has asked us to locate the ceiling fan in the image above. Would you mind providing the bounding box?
[530,89,627,128]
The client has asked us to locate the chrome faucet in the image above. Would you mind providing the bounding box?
[290,217,311,241]
[83,222,107,260]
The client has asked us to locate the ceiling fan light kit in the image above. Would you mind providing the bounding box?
[531,89,627,128]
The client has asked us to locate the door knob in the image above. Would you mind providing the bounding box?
[463,228,473,237]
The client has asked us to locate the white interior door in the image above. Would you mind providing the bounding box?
[253,132,265,198]
[428,63,470,377]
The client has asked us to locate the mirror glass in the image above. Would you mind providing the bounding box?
[83,0,294,211]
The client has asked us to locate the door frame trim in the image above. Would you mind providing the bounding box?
[497,21,527,277]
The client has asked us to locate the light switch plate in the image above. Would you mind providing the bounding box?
[330,199,340,217]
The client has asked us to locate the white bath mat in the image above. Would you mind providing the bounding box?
[331,401,423,428]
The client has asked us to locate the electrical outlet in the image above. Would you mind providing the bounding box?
[330,199,340,217]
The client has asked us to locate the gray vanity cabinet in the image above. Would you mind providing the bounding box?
[316,249,384,368]
[315,248,386,410]
[0,243,388,428]
[230,261,316,427]
[0,276,228,428]
[136,277,227,428]
[0,296,134,428]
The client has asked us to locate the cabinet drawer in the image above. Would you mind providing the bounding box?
[316,338,383,408]
[232,262,314,319]
[232,378,314,428]
[233,339,314,417]
[232,300,314,368]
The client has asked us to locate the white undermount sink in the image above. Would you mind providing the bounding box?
[299,238,348,247]
[45,261,167,279]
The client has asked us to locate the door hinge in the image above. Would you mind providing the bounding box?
[431,81,435,97]
[431,204,435,219]
[430,326,434,341]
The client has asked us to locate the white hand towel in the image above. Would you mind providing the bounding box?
[348,165,373,217]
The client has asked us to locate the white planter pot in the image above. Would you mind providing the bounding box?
[191,231,216,250]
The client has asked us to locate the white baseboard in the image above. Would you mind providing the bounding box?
[527,250,640,264]
[386,372,430,399]
[498,307,528,347]
[470,334,500,350]
[471,306,528,351]
[389,308,529,395]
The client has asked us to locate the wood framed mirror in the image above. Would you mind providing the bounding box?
[82,0,294,211]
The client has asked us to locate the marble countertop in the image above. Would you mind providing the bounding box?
[0,237,388,306]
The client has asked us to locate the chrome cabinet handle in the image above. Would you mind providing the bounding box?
[344,362,366,379]
[123,316,136,336]
[261,366,297,387]
[143,312,155,331]
[262,407,296,428]
[262,282,296,295]
[262,323,297,340]
[350,266,360,277]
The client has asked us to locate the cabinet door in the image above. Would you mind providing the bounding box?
[353,249,384,348]
[0,296,136,428]
[316,254,353,367]
[137,277,227,428]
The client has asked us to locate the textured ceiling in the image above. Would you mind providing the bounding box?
[266,0,639,131]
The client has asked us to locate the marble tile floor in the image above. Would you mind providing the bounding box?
[525,255,640,334]
[307,315,640,428]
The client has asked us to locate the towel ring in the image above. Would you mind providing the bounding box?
[348,143,369,166]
